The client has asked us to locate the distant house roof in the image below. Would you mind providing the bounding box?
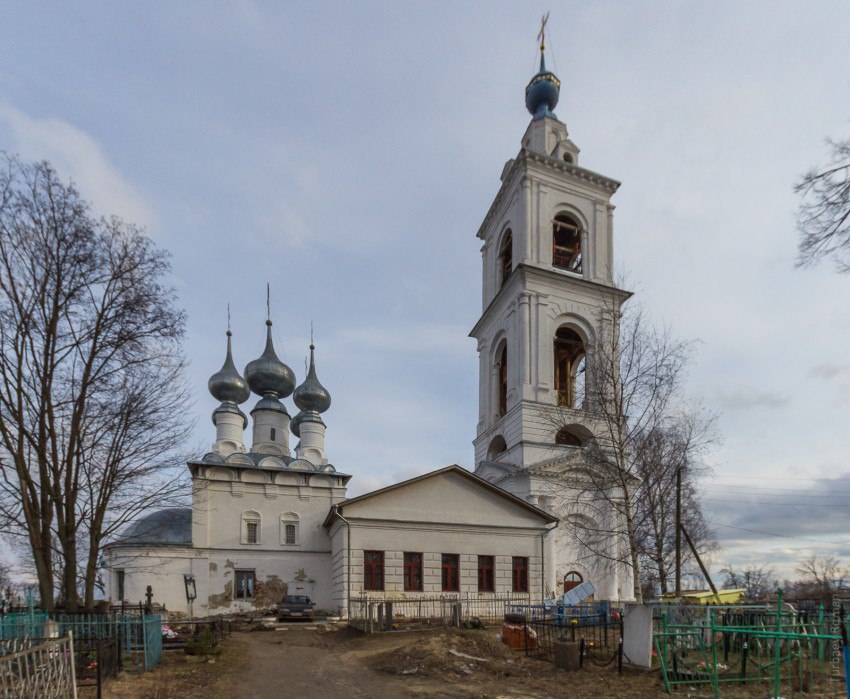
[107,508,193,548]
[323,464,559,528]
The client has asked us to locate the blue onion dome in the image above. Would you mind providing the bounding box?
[244,320,296,399]
[289,410,305,438]
[208,330,250,404]
[293,344,331,414]
[525,51,560,119]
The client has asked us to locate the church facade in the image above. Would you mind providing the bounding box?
[104,39,634,615]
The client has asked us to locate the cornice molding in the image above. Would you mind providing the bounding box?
[476,149,620,240]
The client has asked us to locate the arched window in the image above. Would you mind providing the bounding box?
[487,435,507,460]
[563,570,584,593]
[554,327,586,408]
[241,510,261,545]
[497,344,508,417]
[499,230,512,287]
[280,512,300,546]
[553,213,582,273]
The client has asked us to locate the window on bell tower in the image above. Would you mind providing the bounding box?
[497,345,508,417]
[554,327,585,408]
[499,230,512,287]
[553,214,582,273]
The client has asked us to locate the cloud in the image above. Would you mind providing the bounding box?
[704,472,850,577]
[714,386,789,410]
[807,363,849,380]
[0,103,157,229]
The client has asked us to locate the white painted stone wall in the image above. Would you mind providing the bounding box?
[326,469,555,615]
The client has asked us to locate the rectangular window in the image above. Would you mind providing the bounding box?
[116,570,125,601]
[270,427,276,441]
[246,521,258,544]
[441,554,459,592]
[364,551,384,591]
[477,556,494,593]
[285,523,296,545]
[235,570,255,599]
[403,552,423,592]
[512,557,529,593]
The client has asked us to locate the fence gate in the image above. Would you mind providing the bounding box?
[0,634,77,698]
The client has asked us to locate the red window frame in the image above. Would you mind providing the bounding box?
[441,554,459,592]
[403,552,423,592]
[364,550,384,591]
[512,556,529,593]
[477,555,495,593]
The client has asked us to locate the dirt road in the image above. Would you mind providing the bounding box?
[224,626,664,698]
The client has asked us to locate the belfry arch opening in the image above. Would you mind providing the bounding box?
[554,327,586,409]
[553,213,582,273]
[499,230,512,288]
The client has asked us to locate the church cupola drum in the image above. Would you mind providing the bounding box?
[292,343,331,466]
[208,329,250,456]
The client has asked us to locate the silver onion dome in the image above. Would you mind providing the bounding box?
[209,331,250,404]
[244,320,296,399]
[293,344,331,414]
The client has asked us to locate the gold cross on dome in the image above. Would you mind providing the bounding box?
[538,12,549,52]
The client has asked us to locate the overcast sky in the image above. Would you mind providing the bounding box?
[1,1,848,582]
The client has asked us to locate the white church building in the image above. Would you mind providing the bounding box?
[104,40,634,616]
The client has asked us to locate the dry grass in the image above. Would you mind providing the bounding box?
[78,640,244,699]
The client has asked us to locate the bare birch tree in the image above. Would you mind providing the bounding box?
[0,154,192,610]
[632,417,718,596]
[541,287,710,602]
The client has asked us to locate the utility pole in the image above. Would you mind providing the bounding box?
[675,466,682,597]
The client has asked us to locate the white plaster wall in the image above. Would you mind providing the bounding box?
[330,522,546,612]
[193,466,344,554]
[106,546,337,615]
[105,546,202,614]
[340,469,550,530]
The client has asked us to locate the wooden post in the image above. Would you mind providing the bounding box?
[680,524,718,598]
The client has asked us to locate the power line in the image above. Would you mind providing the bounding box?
[703,497,848,507]
[704,487,850,498]
[711,521,850,546]
[708,475,845,481]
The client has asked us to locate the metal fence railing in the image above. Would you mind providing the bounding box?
[507,600,622,625]
[349,594,532,632]
[0,610,49,641]
[48,611,162,673]
[525,615,623,672]
[653,596,848,697]
[0,634,77,698]
[69,636,120,699]
[1,609,163,676]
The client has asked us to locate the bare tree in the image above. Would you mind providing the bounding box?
[795,136,850,271]
[0,154,192,610]
[721,565,778,602]
[541,287,709,602]
[632,417,719,596]
[792,555,849,598]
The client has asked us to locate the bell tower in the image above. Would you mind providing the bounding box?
[471,32,631,600]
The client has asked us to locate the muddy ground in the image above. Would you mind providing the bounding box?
[86,625,847,698]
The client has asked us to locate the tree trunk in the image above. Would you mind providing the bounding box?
[621,492,643,603]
